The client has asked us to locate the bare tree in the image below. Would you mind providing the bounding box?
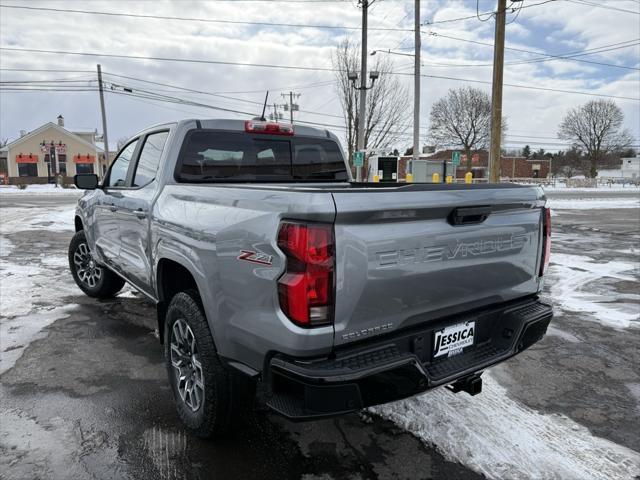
[116,137,129,150]
[558,99,633,178]
[428,87,507,173]
[332,39,411,169]
[552,147,587,178]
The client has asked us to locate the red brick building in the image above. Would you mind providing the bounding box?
[418,150,550,179]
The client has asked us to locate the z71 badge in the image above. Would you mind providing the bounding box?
[237,250,273,266]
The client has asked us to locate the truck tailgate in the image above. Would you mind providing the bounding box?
[331,184,545,346]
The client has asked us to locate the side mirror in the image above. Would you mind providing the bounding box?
[74,173,99,190]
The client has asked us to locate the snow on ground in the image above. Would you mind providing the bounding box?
[547,198,640,210]
[0,184,82,195]
[0,235,14,257]
[371,373,640,480]
[0,205,81,375]
[542,185,640,193]
[1,206,76,233]
[0,207,77,317]
[545,253,639,330]
[0,306,76,375]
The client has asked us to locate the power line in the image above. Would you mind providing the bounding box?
[0,0,564,35]
[424,32,640,70]
[1,78,95,84]
[424,0,558,26]
[0,4,412,32]
[103,71,334,97]
[417,42,640,70]
[0,68,96,73]
[103,72,343,119]
[0,46,339,72]
[2,85,637,147]
[1,46,638,101]
[419,73,639,101]
[566,0,640,14]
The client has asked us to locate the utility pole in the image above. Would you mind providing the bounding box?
[289,91,294,124]
[356,0,369,182]
[349,1,378,181]
[97,64,110,174]
[488,0,506,183]
[411,0,421,178]
[281,91,300,124]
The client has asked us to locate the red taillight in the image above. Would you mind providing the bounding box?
[539,207,551,276]
[244,120,294,136]
[277,222,334,327]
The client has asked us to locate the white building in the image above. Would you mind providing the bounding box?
[599,155,640,180]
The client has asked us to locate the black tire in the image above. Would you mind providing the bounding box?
[165,290,255,438]
[68,230,125,298]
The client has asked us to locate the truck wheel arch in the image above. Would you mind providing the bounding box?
[74,216,84,232]
[156,258,202,344]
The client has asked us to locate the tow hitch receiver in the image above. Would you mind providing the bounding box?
[447,375,482,396]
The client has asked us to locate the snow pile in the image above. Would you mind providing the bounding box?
[371,373,640,480]
[0,184,83,195]
[1,207,76,233]
[546,253,639,329]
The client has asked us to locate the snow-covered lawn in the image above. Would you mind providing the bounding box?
[547,197,640,210]
[542,185,640,193]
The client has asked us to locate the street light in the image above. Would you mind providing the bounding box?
[349,69,378,91]
[370,49,415,58]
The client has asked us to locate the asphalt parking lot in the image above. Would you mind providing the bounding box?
[1,189,639,480]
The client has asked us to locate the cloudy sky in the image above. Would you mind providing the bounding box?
[1,0,638,153]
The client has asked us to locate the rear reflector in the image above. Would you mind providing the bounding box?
[277,222,334,327]
[539,207,551,276]
[245,120,294,136]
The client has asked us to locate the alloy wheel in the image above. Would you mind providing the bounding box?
[73,242,103,288]
[170,318,205,412]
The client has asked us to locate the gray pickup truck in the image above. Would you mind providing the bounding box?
[69,118,552,437]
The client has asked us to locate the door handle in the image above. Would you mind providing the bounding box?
[109,205,118,212]
[134,209,147,219]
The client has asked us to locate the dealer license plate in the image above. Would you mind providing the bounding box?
[433,321,475,359]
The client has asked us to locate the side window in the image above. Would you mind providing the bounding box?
[107,139,138,187]
[133,131,169,187]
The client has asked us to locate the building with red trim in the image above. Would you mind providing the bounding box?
[2,115,109,185]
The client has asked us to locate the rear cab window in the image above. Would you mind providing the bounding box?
[176,130,348,182]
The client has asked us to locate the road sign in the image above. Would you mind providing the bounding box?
[353,151,364,167]
[452,151,461,166]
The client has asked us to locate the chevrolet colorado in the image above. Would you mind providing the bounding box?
[69,119,553,437]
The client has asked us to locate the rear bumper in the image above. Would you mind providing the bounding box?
[266,297,552,420]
